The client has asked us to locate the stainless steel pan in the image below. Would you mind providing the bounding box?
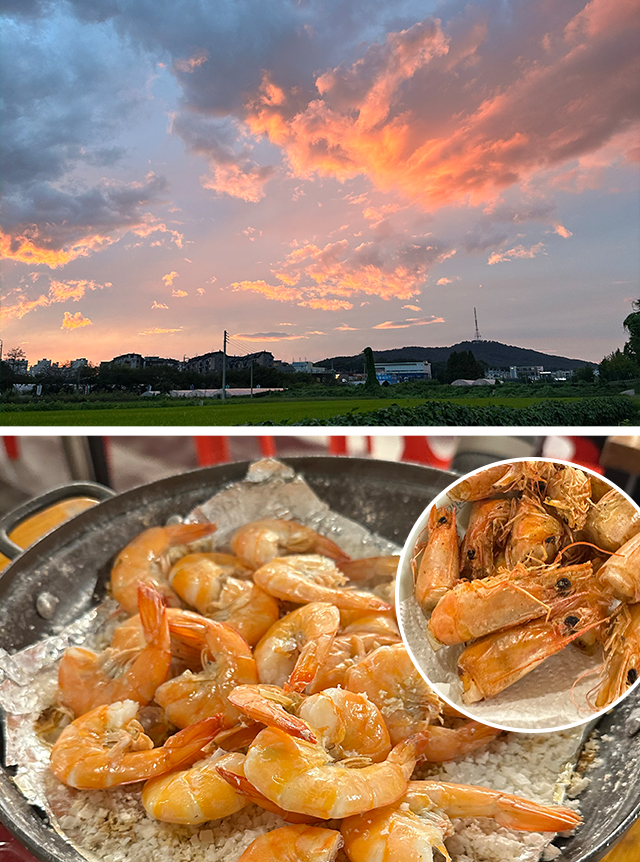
[0,457,637,862]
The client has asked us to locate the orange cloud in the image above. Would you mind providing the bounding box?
[162,271,179,287]
[197,287,206,295]
[487,242,546,264]
[174,52,208,73]
[0,229,112,268]
[201,163,273,203]
[403,304,422,310]
[233,331,308,342]
[61,311,92,330]
[553,224,573,238]
[139,327,183,335]
[243,3,639,208]
[151,300,169,309]
[172,288,188,297]
[1,279,106,322]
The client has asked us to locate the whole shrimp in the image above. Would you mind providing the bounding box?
[154,616,258,729]
[111,523,217,614]
[345,643,499,757]
[58,582,171,717]
[237,825,343,862]
[413,506,459,612]
[168,552,279,645]
[597,531,640,601]
[458,601,610,704]
[428,562,598,646]
[254,602,341,692]
[505,497,565,569]
[592,603,640,709]
[50,699,221,789]
[252,554,392,611]
[231,518,350,568]
[141,749,248,824]
[584,488,640,552]
[544,464,591,530]
[459,499,514,580]
[307,629,401,693]
[341,780,581,862]
[242,722,427,819]
[449,461,555,502]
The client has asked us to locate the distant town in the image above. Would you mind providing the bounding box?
[6,346,578,389]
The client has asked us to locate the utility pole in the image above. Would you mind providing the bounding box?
[221,330,227,402]
[250,360,254,397]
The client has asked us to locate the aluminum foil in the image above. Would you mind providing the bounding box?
[0,460,586,862]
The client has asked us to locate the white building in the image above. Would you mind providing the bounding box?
[30,358,52,375]
[374,360,431,383]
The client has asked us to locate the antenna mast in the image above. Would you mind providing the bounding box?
[473,307,482,342]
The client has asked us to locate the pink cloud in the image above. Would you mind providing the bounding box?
[553,224,573,238]
[373,315,444,329]
[1,279,106,322]
[403,304,422,310]
[243,2,638,208]
[139,327,183,335]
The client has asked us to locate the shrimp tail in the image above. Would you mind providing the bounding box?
[228,686,317,743]
[166,714,226,757]
[416,722,501,762]
[138,581,168,644]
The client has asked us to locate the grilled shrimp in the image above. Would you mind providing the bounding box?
[230,684,392,763]
[584,489,640,553]
[593,603,640,709]
[459,499,514,580]
[111,523,217,614]
[58,582,172,717]
[154,617,258,729]
[345,644,499,757]
[428,562,598,646]
[50,700,221,789]
[168,552,279,645]
[458,602,610,704]
[141,750,248,824]
[252,554,392,611]
[505,497,565,569]
[545,464,591,530]
[597,531,640,601]
[237,825,343,861]
[341,780,581,862]
[242,725,426,820]
[231,519,350,568]
[413,506,459,612]
[254,602,341,692]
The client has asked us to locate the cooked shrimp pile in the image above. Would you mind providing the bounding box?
[46,515,581,861]
[413,460,640,707]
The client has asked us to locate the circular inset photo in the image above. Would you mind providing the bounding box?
[396,457,640,732]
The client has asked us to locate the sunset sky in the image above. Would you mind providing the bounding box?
[1,0,638,366]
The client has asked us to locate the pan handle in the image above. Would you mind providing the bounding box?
[0,482,116,560]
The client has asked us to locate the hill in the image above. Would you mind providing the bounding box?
[317,340,595,373]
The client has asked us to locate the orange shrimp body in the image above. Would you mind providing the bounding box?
[458,604,609,704]
[459,499,513,579]
[237,825,343,861]
[58,583,172,717]
[428,562,597,646]
[50,700,221,789]
[413,506,459,612]
[594,603,640,709]
[154,618,258,729]
[230,518,350,569]
[111,523,217,614]
[505,497,565,569]
[169,552,279,645]
[341,780,581,862]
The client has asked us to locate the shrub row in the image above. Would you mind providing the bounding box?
[251,396,638,426]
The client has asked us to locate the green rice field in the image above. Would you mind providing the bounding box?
[1,396,570,426]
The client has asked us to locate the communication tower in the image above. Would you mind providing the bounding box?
[473,307,483,342]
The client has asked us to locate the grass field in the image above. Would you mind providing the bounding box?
[1,395,572,426]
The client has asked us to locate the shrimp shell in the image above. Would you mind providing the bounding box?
[236,825,343,861]
[110,523,217,614]
[253,554,391,611]
[584,489,640,553]
[413,506,459,612]
[597,531,640,601]
[230,519,350,569]
[459,499,514,580]
[505,497,565,569]
[50,700,221,789]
